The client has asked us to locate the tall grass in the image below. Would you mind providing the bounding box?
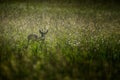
[0,2,120,80]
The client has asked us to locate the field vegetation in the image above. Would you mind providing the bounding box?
[0,0,120,80]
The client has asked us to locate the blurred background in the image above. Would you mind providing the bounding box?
[0,0,120,80]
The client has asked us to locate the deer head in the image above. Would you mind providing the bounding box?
[39,29,48,41]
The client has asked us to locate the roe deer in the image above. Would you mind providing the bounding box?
[27,29,48,43]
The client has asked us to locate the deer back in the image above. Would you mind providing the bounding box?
[28,34,38,41]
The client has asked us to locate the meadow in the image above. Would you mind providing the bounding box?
[0,2,120,80]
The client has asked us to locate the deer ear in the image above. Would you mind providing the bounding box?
[45,30,48,34]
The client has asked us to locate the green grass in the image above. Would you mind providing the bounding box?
[0,2,120,80]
